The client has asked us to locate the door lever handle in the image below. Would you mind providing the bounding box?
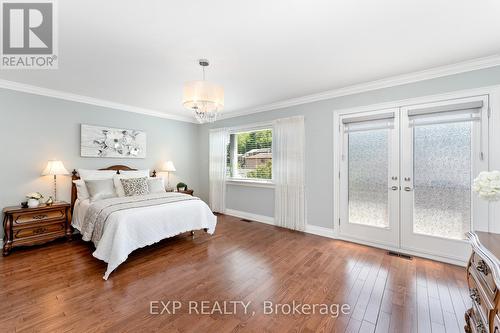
[391,186,398,191]
[404,187,412,191]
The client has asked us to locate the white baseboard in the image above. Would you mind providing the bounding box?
[334,235,467,267]
[223,209,275,225]
[222,209,335,236]
[305,224,336,239]
[303,225,466,266]
[222,210,467,266]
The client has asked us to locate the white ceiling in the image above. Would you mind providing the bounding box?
[1,0,500,122]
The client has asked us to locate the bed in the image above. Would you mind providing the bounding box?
[70,165,217,279]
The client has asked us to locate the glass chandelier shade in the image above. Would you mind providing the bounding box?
[182,60,224,123]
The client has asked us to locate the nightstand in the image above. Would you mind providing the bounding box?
[2,202,71,256]
[177,189,194,196]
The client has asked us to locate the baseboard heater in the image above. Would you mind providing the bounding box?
[387,251,413,260]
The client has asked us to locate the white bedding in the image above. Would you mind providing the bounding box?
[72,196,217,280]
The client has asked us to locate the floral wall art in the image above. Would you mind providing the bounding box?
[81,124,147,158]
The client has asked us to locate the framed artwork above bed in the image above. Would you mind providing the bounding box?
[81,124,147,158]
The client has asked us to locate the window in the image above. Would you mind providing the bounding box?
[226,128,272,181]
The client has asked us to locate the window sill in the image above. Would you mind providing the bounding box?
[226,179,275,188]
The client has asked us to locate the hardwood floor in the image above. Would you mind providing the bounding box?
[0,214,469,332]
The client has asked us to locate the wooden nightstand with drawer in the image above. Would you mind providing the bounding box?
[2,202,72,256]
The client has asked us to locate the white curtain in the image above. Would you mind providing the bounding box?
[209,128,229,213]
[273,116,306,231]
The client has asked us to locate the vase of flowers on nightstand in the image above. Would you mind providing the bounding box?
[473,171,500,201]
[26,192,44,208]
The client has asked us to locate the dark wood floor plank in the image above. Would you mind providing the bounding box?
[0,215,469,333]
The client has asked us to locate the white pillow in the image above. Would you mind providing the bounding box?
[73,179,90,200]
[76,169,117,200]
[78,169,117,180]
[84,179,117,202]
[147,177,165,194]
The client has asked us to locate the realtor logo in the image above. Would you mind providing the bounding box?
[1,0,58,69]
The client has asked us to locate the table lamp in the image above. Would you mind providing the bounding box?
[162,161,176,190]
[42,160,69,202]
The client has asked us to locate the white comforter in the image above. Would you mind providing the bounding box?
[72,196,217,280]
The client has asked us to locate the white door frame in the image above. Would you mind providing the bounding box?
[399,95,489,262]
[333,85,498,265]
[338,108,400,248]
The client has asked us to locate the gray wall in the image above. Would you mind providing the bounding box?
[226,184,274,217]
[198,65,500,228]
[0,89,200,239]
[2,65,500,237]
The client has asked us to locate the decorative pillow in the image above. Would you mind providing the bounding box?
[73,179,90,200]
[84,179,117,202]
[78,169,117,180]
[120,177,149,197]
[147,177,165,194]
[113,175,136,197]
[113,170,150,197]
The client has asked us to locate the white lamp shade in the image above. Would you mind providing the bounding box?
[42,160,69,176]
[163,161,176,172]
[182,80,224,112]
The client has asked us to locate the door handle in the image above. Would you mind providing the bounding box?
[404,187,412,191]
[390,186,398,191]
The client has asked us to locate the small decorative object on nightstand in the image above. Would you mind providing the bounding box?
[2,202,72,256]
[176,182,187,191]
[26,192,43,208]
[176,182,193,195]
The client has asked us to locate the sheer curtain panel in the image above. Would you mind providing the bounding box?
[273,116,306,231]
[209,128,229,213]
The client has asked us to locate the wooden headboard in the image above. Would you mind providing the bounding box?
[71,165,157,213]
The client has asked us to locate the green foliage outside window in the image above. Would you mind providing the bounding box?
[246,161,272,179]
[227,129,273,180]
[236,130,272,154]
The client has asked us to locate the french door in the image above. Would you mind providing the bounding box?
[338,96,489,262]
[339,109,401,248]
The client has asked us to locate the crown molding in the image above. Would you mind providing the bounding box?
[220,54,500,120]
[0,79,197,123]
[1,55,499,124]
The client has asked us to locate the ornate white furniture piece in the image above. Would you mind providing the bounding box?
[465,232,500,333]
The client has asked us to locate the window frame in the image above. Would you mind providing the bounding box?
[226,123,275,185]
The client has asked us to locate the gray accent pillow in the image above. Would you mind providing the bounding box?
[120,177,149,197]
[84,179,117,202]
[147,178,165,194]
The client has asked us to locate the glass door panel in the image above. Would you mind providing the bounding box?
[413,122,472,240]
[339,109,400,248]
[348,129,389,228]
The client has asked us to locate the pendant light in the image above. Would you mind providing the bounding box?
[182,59,224,123]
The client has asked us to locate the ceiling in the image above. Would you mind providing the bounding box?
[1,0,500,122]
